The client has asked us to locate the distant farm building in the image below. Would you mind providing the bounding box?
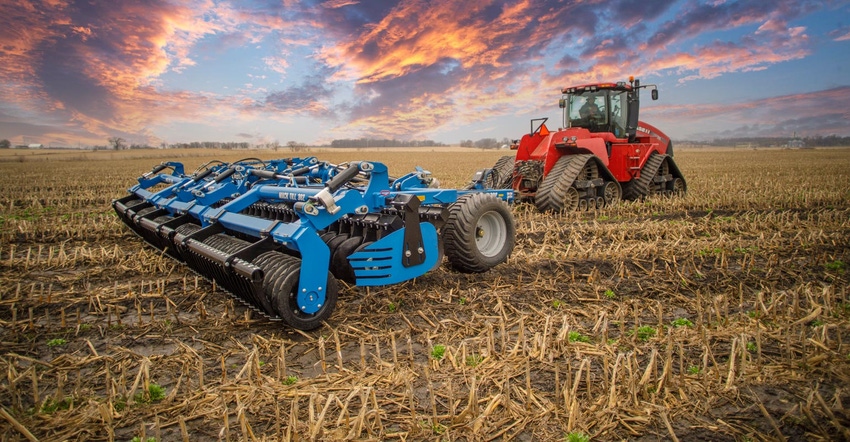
[27,143,44,149]
[787,138,804,148]
[787,132,805,148]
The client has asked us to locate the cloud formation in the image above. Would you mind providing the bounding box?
[651,86,850,140]
[0,0,847,146]
[0,0,228,143]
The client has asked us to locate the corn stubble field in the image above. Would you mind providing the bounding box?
[0,147,848,441]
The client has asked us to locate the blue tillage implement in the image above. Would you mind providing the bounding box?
[113,157,515,330]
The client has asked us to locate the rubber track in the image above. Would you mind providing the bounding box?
[535,154,593,212]
[487,155,515,189]
[666,157,688,194]
[622,152,665,201]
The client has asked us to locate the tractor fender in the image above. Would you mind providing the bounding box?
[636,121,671,147]
[516,131,553,162]
[544,136,609,175]
[574,137,610,166]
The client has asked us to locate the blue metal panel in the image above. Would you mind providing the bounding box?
[133,188,154,200]
[163,199,196,215]
[348,223,440,286]
[216,212,288,241]
[389,189,459,205]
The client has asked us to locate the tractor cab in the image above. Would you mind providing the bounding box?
[559,78,658,142]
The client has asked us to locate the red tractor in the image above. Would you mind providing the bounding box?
[478,77,686,212]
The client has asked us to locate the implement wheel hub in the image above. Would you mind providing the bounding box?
[475,211,507,258]
[299,289,323,314]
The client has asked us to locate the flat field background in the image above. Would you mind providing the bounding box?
[0,147,848,441]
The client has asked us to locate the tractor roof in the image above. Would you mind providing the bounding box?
[561,81,633,94]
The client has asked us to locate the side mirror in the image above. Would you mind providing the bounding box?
[651,89,658,100]
[558,98,566,108]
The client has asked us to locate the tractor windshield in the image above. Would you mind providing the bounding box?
[565,90,629,138]
[566,92,607,131]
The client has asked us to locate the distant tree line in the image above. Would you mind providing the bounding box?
[166,141,253,149]
[681,135,850,148]
[329,138,447,148]
[6,133,849,151]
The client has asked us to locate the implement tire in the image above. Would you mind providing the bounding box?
[443,193,515,273]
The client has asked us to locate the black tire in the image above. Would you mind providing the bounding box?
[331,236,364,283]
[443,193,515,273]
[273,259,339,331]
[261,253,301,305]
[327,233,350,278]
[485,155,515,189]
[535,156,582,212]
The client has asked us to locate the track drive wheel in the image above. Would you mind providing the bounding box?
[485,155,515,189]
[602,181,621,207]
[535,156,582,212]
[443,193,515,273]
[671,177,686,196]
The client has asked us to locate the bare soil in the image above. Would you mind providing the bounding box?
[1,148,849,441]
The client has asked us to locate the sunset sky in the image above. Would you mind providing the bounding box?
[1,0,849,147]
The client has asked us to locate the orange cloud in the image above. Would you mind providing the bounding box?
[0,0,841,146]
[319,0,538,84]
[0,0,285,145]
